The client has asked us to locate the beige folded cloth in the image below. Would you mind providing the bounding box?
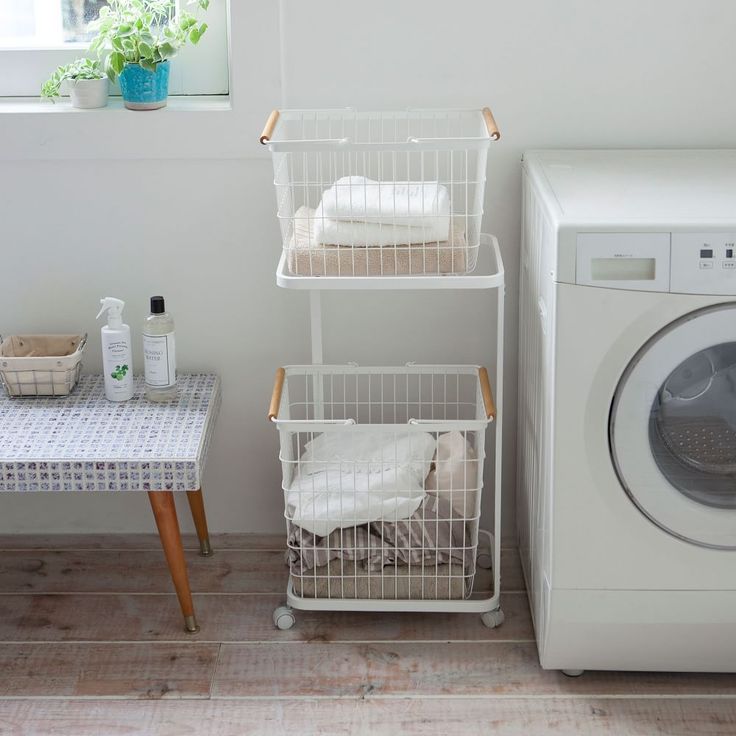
[291,558,471,600]
[287,206,467,276]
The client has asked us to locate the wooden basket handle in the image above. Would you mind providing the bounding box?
[479,366,496,420]
[481,107,501,141]
[260,109,280,144]
[268,367,286,420]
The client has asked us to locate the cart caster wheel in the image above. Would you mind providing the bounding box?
[481,609,505,629]
[477,552,493,570]
[562,669,584,677]
[273,606,295,630]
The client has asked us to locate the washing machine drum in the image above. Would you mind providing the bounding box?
[610,304,736,549]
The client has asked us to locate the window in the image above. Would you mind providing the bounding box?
[0,0,229,97]
[0,0,107,46]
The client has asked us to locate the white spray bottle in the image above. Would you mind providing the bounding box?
[96,297,134,402]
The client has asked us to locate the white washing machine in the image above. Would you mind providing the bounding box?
[518,150,736,674]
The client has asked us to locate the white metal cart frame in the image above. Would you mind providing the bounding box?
[261,109,504,629]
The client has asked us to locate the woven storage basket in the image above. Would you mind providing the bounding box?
[0,334,86,397]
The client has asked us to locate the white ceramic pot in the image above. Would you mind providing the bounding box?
[67,78,109,109]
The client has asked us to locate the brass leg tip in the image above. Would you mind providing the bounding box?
[184,615,200,634]
[199,539,213,557]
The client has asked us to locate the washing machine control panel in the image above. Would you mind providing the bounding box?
[670,233,736,295]
[576,232,736,295]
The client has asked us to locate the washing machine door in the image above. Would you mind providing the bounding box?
[610,303,736,549]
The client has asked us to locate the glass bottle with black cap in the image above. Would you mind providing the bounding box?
[142,295,177,402]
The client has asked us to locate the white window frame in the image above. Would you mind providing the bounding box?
[0,0,229,97]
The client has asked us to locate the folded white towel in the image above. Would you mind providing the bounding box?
[319,175,451,234]
[313,205,450,247]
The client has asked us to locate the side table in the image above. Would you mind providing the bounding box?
[0,373,221,633]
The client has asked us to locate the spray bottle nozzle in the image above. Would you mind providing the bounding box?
[97,297,125,327]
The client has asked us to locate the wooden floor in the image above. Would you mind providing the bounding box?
[0,534,734,735]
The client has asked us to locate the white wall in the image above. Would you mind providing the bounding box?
[1,0,735,535]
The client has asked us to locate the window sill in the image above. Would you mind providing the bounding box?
[0,95,232,114]
[0,94,269,160]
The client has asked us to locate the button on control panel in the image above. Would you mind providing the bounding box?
[672,233,736,294]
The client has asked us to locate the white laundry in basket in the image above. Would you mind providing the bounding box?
[313,176,452,246]
[320,176,451,228]
[286,430,436,537]
[313,211,450,248]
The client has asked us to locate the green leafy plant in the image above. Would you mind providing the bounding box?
[88,0,210,81]
[40,58,105,100]
[111,364,130,381]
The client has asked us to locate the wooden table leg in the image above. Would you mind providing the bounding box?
[148,491,199,634]
[186,488,213,557]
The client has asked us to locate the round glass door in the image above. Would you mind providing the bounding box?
[651,342,736,509]
[610,304,736,549]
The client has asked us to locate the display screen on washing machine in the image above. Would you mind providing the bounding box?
[590,257,656,281]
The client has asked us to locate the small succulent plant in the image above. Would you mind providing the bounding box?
[40,58,105,100]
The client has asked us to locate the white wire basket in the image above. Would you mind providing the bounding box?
[260,107,500,278]
[268,363,498,618]
[0,334,86,398]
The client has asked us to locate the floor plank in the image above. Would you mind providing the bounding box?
[0,643,219,699]
[0,549,526,594]
[0,533,286,552]
[1,698,733,736]
[0,550,286,594]
[212,641,736,698]
[0,533,519,551]
[0,592,532,643]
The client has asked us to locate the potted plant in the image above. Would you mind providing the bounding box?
[40,58,109,109]
[89,0,209,110]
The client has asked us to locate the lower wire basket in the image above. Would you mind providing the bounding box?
[268,363,503,626]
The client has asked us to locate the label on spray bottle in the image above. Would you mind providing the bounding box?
[103,334,134,400]
[143,333,176,387]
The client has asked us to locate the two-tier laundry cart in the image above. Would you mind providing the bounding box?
[261,107,505,629]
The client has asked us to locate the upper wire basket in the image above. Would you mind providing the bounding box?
[260,107,500,278]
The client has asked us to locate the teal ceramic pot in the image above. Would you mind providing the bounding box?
[118,61,170,110]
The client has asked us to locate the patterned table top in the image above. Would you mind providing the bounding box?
[0,374,221,492]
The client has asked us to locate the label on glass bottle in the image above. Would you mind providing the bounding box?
[143,332,176,388]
